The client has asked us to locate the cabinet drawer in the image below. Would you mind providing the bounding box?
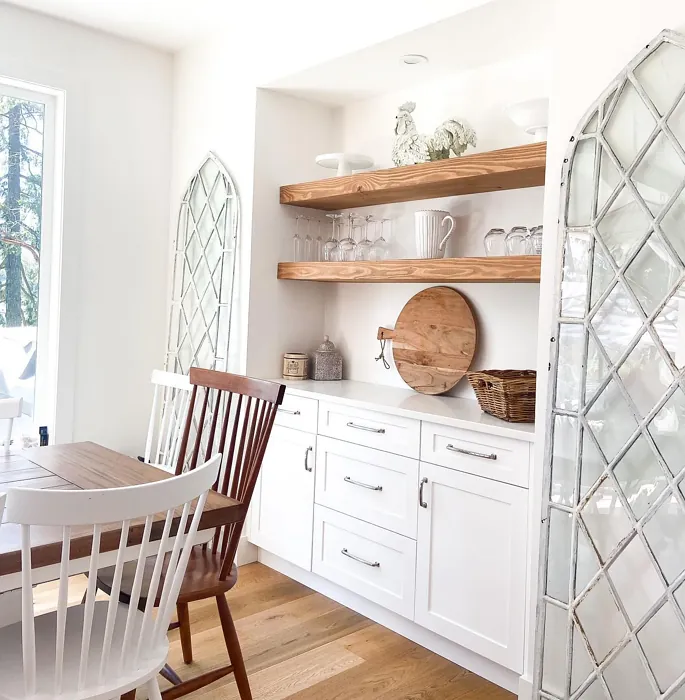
[315,437,418,538]
[421,422,530,488]
[318,402,420,458]
[312,505,416,619]
[275,392,318,433]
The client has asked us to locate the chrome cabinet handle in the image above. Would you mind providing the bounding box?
[446,444,497,461]
[346,421,385,434]
[341,548,380,568]
[278,408,301,416]
[344,476,383,492]
[304,445,313,472]
[419,477,428,508]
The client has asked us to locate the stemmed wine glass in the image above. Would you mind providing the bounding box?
[303,217,313,261]
[314,219,324,262]
[324,213,342,261]
[370,218,390,260]
[292,215,304,262]
[356,215,375,261]
[339,213,359,262]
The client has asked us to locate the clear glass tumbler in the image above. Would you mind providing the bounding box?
[505,226,530,255]
[483,228,507,256]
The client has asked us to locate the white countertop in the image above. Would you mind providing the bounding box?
[270,379,536,443]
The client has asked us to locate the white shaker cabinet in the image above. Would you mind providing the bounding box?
[415,461,528,673]
[250,424,316,571]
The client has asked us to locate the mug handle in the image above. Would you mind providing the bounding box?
[439,215,456,251]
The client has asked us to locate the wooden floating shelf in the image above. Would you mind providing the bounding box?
[277,256,541,283]
[280,143,547,210]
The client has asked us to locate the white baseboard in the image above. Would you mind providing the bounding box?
[518,675,533,700]
[237,535,258,566]
[257,548,520,695]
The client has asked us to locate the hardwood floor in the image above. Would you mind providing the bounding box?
[33,562,514,700]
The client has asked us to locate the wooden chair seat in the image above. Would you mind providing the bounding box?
[96,547,239,606]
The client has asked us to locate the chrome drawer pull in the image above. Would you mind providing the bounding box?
[419,477,428,508]
[346,421,385,434]
[304,446,313,472]
[278,408,301,416]
[341,548,380,568]
[344,476,383,491]
[446,444,497,461]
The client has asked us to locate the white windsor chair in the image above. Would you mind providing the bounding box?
[0,452,221,700]
[144,370,192,471]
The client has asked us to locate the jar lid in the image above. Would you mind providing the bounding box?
[284,352,308,359]
[316,335,337,353]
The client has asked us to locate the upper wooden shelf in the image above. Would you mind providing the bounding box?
[280,143,547,211]
[277,256,541,283]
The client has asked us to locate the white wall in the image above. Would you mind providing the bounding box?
[247,90,335,377]
[324,52,548,398]
[0,4,173,454]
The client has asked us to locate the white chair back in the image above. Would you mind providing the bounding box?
[144,370,191,470]
[1,453,221,699]
[0,397,22,455]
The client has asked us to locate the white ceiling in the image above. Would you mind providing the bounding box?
[268,0,552,105]
[1,0,481,52]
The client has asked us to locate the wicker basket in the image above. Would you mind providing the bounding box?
[467,370,536,423]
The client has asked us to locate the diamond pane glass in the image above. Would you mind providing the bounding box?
[603,641,655,700]
[586,378,638,462]
[576,575,627,663]
[617,332,673,417]
[653,284,685,369]
[581,479,633,560]
[589,245,615,308]
[635,42,685,115]
[643,494,685,583]
[596,187,651,267]
[591,280,643,365]
[571,624,595,693]
[649,388,685,475]
[613,436,668,518]
[637,602,685,691]
[604,80,657,169]
[632,131,685,215]
[608,535,665,624]
[537,36,685,700]
[625,234,681,315]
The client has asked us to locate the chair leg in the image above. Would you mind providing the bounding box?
[177,602,193,664]
[216,594,252,700]
[147,679,163,700]
[160,663,182,686]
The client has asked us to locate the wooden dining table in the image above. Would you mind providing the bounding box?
[0,441,244,594]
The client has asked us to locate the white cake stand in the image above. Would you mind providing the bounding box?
[316,153,374,177]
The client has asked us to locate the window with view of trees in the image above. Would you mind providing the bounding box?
[0,90,46,426]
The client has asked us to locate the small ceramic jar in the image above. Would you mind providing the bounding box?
[282,352,309,380]
[312,336,343,381]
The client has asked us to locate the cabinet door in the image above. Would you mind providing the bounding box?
[415,461,528,672]
[250,425,316,570]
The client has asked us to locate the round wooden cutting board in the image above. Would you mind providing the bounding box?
[377,286,477,395]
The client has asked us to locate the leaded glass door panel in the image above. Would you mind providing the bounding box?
[536,30,685,700]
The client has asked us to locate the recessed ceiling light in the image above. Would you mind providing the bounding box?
[401,54,428,66]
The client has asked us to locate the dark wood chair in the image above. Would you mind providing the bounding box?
[104,368,285,700]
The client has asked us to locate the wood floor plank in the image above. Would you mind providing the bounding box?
[30,562,514,700]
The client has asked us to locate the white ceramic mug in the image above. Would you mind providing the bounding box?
[414,210,455,259]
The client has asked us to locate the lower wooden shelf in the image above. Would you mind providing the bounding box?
[277,256,541,283]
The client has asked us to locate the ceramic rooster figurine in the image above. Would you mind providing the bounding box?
[392,102,477,167]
